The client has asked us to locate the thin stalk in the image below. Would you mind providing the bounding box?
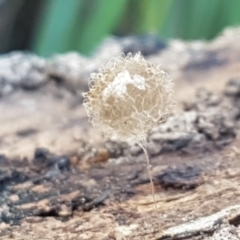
[138,142,158,211]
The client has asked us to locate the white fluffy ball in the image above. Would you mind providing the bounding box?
[83,53,174,142]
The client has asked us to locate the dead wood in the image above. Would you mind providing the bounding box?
[0,27,240,239]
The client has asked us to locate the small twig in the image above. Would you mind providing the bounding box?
[156,204,240,239]
[83,190,110,211]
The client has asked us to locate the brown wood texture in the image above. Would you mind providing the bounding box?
[1,28,240,240]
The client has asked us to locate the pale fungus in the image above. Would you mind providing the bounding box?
[83,52,174,209]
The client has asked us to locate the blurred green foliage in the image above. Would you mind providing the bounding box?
[32,0,240,57]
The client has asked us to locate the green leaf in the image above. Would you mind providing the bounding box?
[76,0,128,55]
[225,0,240,26]
[160,0,190,39]
[138,0,173,34]
[186,0,223,39]
[33,0,84,57]
[160,0,235,40]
